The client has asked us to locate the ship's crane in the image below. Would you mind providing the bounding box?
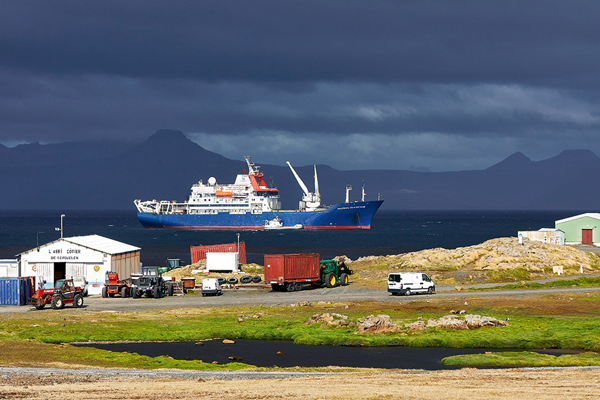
[286,161,321,210]
[244,155,259,175]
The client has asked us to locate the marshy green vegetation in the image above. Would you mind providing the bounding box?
[442,351,600,367]
[1,291,599,369]
[469,276,600,291]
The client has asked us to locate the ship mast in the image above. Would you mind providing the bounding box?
[361,179,365,202]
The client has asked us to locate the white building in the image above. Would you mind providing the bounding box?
[18,235,140,295]
[0,259,19,278]
[517,228,565,245]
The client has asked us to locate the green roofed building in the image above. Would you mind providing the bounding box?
[555,213,600,245]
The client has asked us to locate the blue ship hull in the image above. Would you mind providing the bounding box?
[137,200,383,229]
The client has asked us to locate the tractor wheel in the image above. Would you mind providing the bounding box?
[405,289,411,296]
[325,272,336,288]
[132,289,139,299]
[121,287,128,298]
[153,286,160,298]
[168,284,174,296]
[51,295,65,310]
[340,273,349,286]
[73,294,84,308]
[101,286,107,298]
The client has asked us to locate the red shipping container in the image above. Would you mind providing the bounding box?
[263,253,320,285]
[190,242,246,264]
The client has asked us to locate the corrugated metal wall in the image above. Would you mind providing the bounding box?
[66,263,86,278]
[110,251,140,278]
[190,242,247,264]
[0,277,34,306]
[32,263,53,285]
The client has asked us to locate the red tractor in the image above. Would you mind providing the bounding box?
[102,272,132,298]
[27,279,84,310]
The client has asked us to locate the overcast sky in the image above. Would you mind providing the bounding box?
[2,1,600,171]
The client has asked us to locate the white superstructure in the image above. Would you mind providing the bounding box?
[134,156,286,215]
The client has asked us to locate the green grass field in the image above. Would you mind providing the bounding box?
[1,291,599,369]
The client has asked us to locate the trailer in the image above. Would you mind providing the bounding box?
[264,253,353,292]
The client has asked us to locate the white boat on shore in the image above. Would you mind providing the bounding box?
[264,217,303,230]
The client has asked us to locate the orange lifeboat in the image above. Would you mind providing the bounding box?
[215,190,233,197]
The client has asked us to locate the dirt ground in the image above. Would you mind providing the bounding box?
[2,368,600,399]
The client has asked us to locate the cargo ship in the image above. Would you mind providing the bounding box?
[134,156,383,229]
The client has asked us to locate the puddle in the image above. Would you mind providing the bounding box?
[74,340,581,370]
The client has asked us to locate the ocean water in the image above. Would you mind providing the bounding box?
[0,210,577,266]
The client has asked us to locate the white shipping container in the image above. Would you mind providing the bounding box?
[206,252,240,272]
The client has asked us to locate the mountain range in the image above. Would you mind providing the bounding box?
[0,129,596,210]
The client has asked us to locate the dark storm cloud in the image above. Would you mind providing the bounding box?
[1,1,600,170]
[3,1,600,85]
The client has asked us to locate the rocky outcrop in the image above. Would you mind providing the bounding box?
[291,301,312,307]
[351,236,600,285]
[356,314,399,333]
[306,312,507,334]
[406,314,509,331]
[305,313,353,328]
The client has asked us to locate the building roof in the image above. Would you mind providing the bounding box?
[64,235,140,254]
[18,234,140,257]
[555,213,600,225]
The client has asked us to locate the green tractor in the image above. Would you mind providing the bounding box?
[320,260,353,288]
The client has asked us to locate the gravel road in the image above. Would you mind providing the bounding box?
[0,366,337,381]
[2,280,600,313]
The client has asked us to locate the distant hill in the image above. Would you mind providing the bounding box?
[0,129,598,210]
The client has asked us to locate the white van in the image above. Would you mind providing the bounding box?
[71,276,89,296]
[387,272,435,296]
[201,278,222,296]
